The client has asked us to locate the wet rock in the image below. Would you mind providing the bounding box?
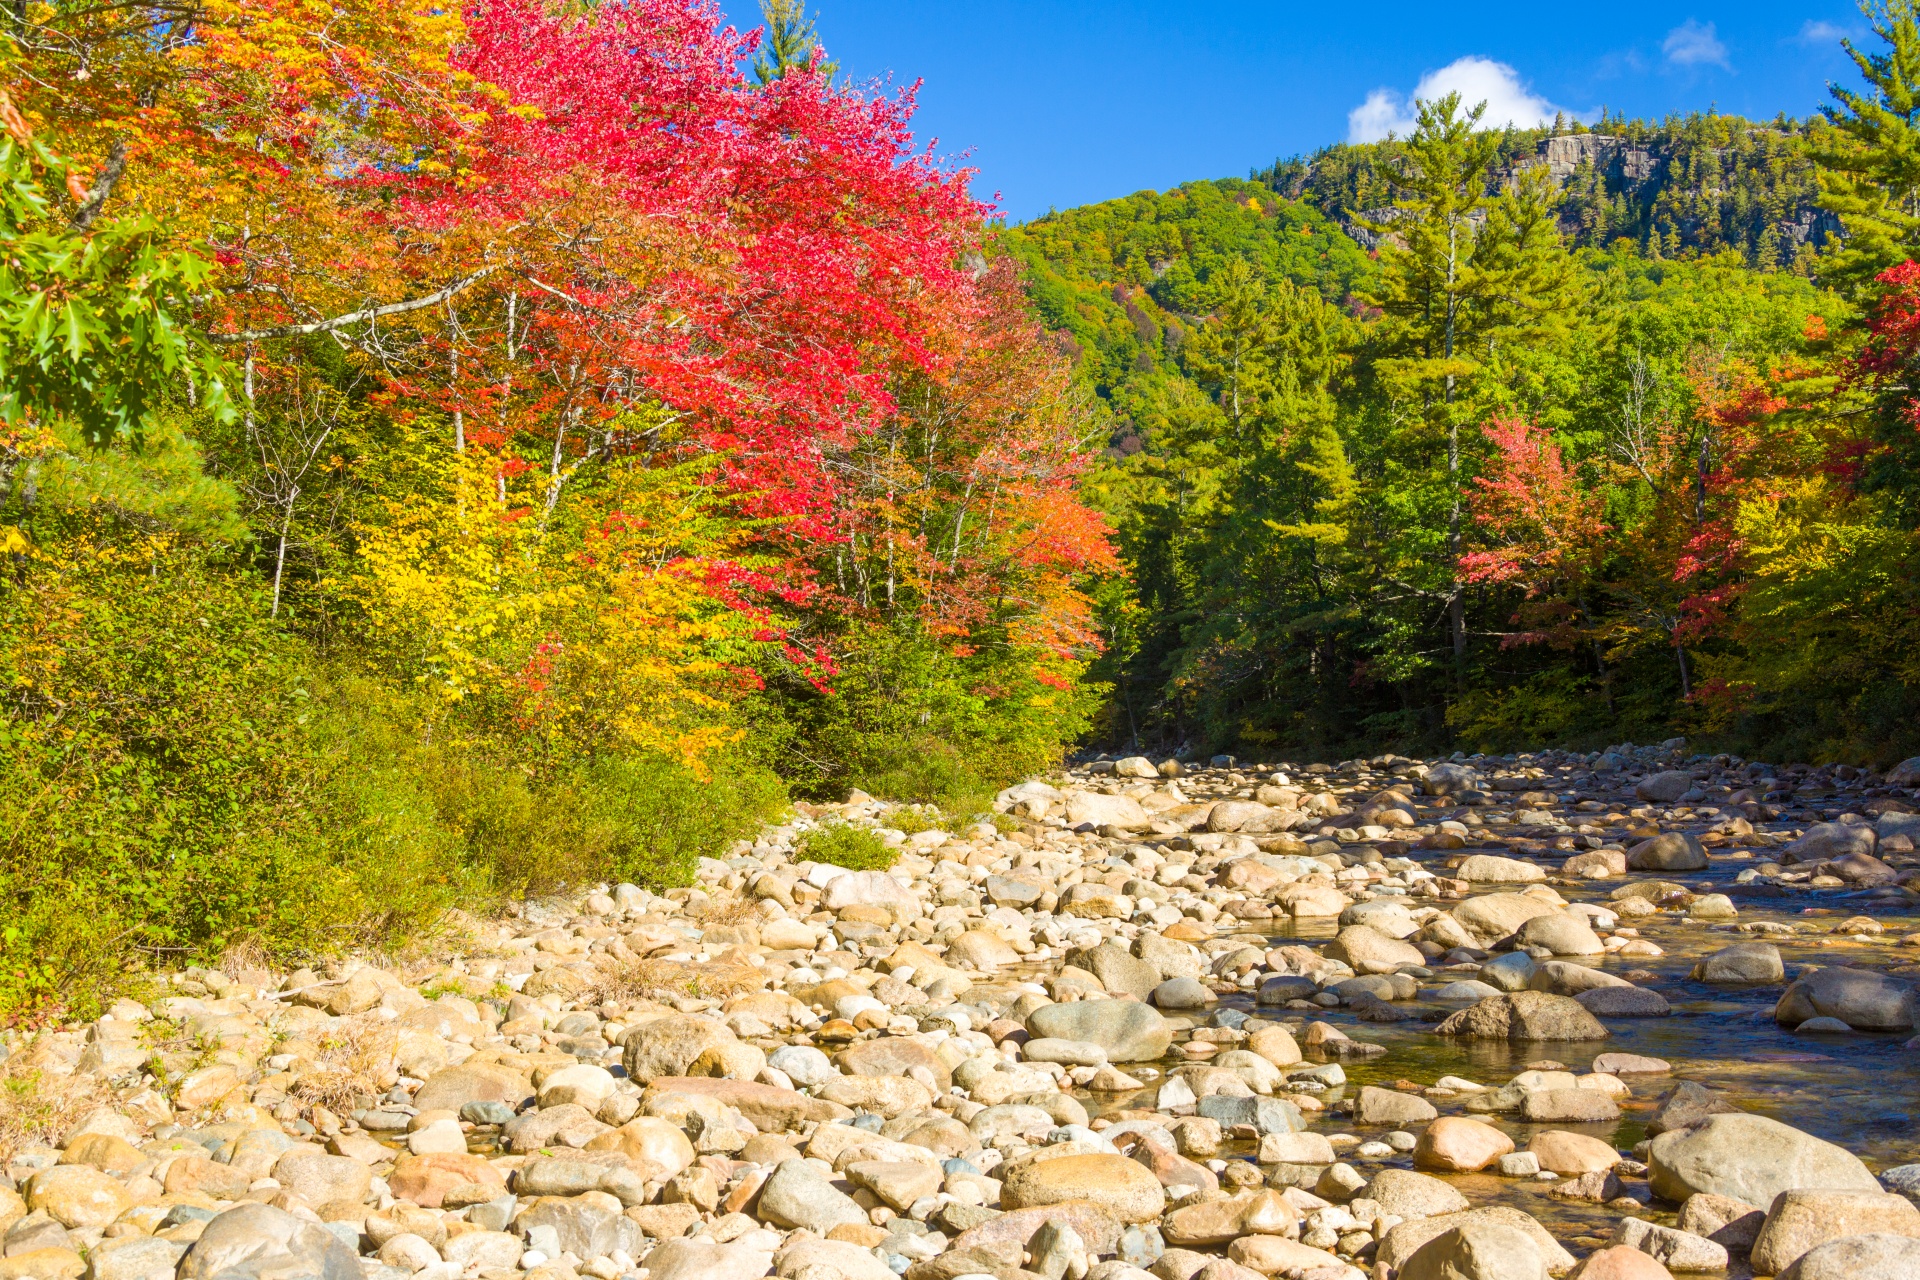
[1325,924,1423,974]
[1453,895,1560,944]
[1458,856,1547,884]
[1574,986,1671,1017]
[1517,914,1604,955]
[1775,967,1919,1032]
[1648,1114,1881,1206]
[1691,943,1784,984]
[1627,834,1708,872]
[1353,1086,1438,1125]
[1645,1081,1741,1137]
[1783,822,1876,862]
[1435,991,1609,1042]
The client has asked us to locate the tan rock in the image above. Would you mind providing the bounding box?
[1750,1189,1920,1275]
[998,1153,1166,1223]
[1225,1235,1362,1279]
[584,1117,696,1181]
[26,1166,131,1229]
[1529,1131,1621,1176]
[1414,1117,1515,1172]
[1567,1246,1673,1280]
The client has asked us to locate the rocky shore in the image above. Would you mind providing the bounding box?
[8,741,1920,1280]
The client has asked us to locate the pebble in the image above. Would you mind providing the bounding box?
[8,747,1920,1280]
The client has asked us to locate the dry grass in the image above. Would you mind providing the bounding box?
[287,1014,399,1113]
[0,1049,112,1164]
[584,954,765,1007]
[690,892,762,929]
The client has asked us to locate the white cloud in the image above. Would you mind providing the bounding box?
[1347,56,1564,144]
[1664,19,1731,68]
[1797,19,1853,46]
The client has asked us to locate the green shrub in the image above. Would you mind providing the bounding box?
[796,822,896,871]
[772,621,1096,813]
[0,531,470,1019]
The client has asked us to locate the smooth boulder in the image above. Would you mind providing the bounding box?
[1648,1114,1881,1207]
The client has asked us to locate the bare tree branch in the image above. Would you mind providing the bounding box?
[209,266,500,343]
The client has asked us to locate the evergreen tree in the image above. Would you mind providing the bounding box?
[1816,0,1920,295]
[752,0,837,84]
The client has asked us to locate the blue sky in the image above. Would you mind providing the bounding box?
[797,1,1875,221]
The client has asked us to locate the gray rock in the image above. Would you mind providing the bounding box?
[1480,952,1537,992]
[177,1204,360,1280]
[1627,832,1708,871]
[1776,967,1919,1032]
[1636,771,1696,804]
[516,1194,641,1259]
[1361,1169,1470,1221]
[1649,1113,1882,1206]
[756,1158,869,1233]
[985,876,1047,908]
[1646,1081,1740,1137]
[1881,1163,1920,1205]
[1435,981,1502,1001]
[767,1045,834,1088]
[1149,978,1213,1010]
[1194,1095,1303,1135]
[85,1236,185,1280]
[1435,991,1609,1042]
[1691,943,1785,984]
[1027,1000,1173,1062]
[1783,822,1876,863]
[1574,986,1671,1017]
[1779,1232,1920,1280]
[1065,942,1161,1000]
[1610,1217,1729,1271]
[1425,764,1482,797]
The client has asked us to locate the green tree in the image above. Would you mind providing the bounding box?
[1360,94,1579,670]
[1816,0,1920,296]
[752,0,837,84]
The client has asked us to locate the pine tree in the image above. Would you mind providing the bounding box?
[1814,0,1920,296]
[752,0,837,84]
[1359,93,1577,671]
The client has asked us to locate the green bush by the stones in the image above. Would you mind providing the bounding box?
[797,823,896,872]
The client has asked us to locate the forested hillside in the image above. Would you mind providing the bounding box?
[1004,44,1920,768]
[1259,111,1836,269]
